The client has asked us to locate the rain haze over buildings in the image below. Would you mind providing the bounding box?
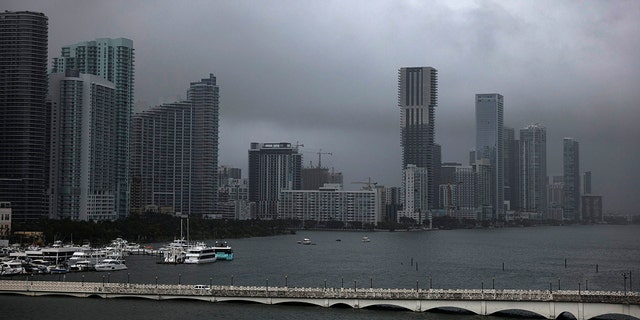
[4,0,640,215]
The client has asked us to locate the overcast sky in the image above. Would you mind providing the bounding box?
[7,0,640,214]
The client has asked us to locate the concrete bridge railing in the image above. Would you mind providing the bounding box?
[1,279,639,320]
[1,279,638,303]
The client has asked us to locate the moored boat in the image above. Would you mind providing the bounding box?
[0,260,24,276]
[213,241,234,261]
[184,244,217,264]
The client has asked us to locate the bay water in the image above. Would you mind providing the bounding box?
[1,224,638,319]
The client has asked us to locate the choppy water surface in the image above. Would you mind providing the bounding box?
[2,224,639,319]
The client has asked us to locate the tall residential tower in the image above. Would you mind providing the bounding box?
[520,123,547,216]
[130,74,219,217]
[48,71,117,220]
[52,38,134,219]
[563,137,580,221]
[248,142,302,219]
[399,67,438,212]
[475,94,504,220]
[0,11,49,223]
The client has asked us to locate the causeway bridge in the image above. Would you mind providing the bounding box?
[1,280,638,320]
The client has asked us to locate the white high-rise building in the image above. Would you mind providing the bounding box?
[520,123,547,216]
[48,71,117,221]
[398,165,428,224]
[52,38,134,219]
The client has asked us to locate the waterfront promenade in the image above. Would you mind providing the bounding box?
[1,280,638,320]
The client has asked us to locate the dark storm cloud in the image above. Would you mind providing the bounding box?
[5,0,640,213]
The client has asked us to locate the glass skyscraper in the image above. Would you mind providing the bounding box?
[563,137,580,221]
[475,93,504,220]
[0,11,49,223]
[52,38,134,219]
[399,67,438,211]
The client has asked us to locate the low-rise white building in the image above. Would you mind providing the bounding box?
[278,184,378,226]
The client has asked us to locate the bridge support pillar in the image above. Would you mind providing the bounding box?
[547,301,556,320]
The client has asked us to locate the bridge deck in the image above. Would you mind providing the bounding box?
[1,280,638,320]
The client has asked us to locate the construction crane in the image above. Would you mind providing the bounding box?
[316,149,332,169]
[351,177,377,191]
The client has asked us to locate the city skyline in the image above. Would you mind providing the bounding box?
[4,1,640,214]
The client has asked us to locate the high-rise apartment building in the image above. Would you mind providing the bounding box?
[583,171,592,195]
[581,195,602,223]
[563,138,580,221]
[52,38,134,219]
[248,142,302,219]
[398,164,428,223]
[475,94,504,220]
[456,166,477,219]
[130,74,219,217]
[399,67,438,211]
[0,11,49,223]
[520,123,547,216]
[48,71,117,220]
[503,127,520,211]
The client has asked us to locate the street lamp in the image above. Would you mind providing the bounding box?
[285,275,288,288]
[558,278,560,290]
[578,283,581,295]
[178,273,181,285]
[354,280,357,292]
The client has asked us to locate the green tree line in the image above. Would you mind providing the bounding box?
[11,214,295,246]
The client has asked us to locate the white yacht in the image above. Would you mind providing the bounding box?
[159,238,190,264]
[68,247,107,270]
[0,260,24,276]
[184,244,217,264]
[361,236,371,242]
[94,259,127,271]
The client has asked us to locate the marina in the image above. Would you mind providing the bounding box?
[0,236,233,275]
